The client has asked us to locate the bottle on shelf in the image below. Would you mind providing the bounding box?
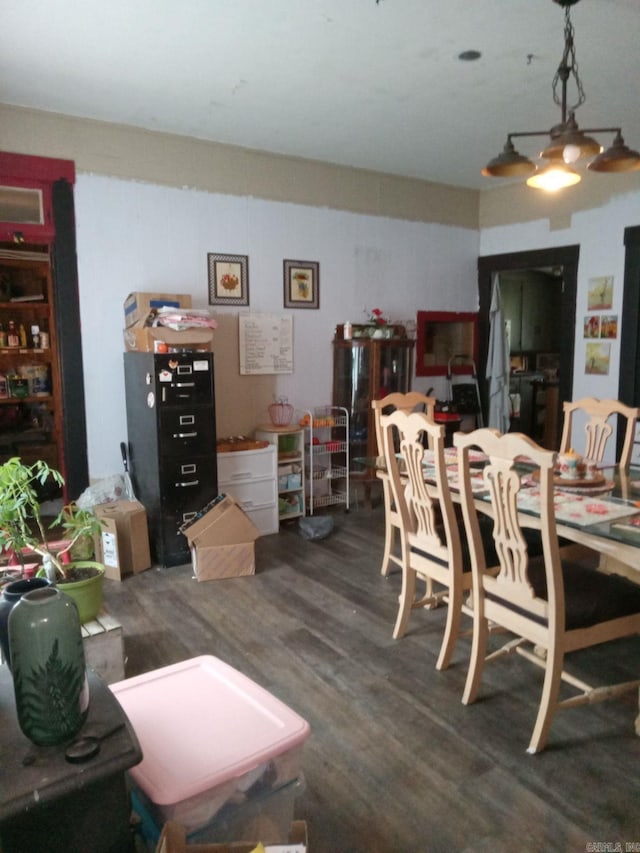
[40,320,50,350]
[0,322,6,348]
[18,323,27,348]
[31,324,40,349]
[7,320,19,348]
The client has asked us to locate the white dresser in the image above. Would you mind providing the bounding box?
[216,444,279,535]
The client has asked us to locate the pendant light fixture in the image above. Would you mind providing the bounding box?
[482,0,640,190]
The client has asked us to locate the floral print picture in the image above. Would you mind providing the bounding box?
[283,259,319,309]
[208,253,249,305]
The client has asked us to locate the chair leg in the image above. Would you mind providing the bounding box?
[393,565,416,639]
[380,518,395,577]
[527,646,564,754]
[436,584,462,671]
[380,482,395,576]
[462,599,488,705]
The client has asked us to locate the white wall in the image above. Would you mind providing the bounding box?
[480,188,640,459]
[74,174,480,481]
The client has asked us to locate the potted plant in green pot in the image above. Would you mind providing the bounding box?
[0,457,105,625]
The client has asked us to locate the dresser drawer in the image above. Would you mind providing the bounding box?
[221,477,277,511]
[217,445,276,483]
[244,504,279,536]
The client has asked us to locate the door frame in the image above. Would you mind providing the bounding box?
[617,225,640,453]
[477,245,579,433]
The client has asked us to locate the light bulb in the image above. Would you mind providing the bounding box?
[562,144,581,164]
[526,162,581,191]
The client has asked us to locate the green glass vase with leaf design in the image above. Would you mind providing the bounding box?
[8,586,89,746]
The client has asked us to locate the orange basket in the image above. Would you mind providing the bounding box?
[269,399,294,426]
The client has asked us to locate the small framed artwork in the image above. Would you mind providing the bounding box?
[583,315,600,338]
[283,259,319,309]
[600,314,618,339]
[585,341,611,375]
[208,253,249,306]
[587,275,613,311]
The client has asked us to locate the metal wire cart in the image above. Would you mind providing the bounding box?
[303,406,350,515]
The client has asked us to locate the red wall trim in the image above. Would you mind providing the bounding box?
[0,151,76,243]
[0,151,75,184]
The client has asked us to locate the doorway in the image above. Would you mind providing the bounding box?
[618,225,640,458]
[477,245,579,447]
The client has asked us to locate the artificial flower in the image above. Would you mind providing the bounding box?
[366,307,388,326]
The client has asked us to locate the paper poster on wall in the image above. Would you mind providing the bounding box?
[239,313,294,375]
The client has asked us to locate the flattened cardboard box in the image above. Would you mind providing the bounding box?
[95,500,151,581]
[155,819,308,852]
[181,494,260,582]
[123,323,215,353]
[124,291,192,328]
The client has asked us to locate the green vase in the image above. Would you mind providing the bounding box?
[8,586,90,746]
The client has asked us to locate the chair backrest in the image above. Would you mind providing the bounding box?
[454,428,562,630]
[380,409,461,573]
[372,392,437,458]
[559,397,639,469]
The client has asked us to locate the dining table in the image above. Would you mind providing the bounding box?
[357,448,640,734]
[355,449,640,580]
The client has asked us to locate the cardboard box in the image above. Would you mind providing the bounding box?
[124,291,192,328]
[181,495,260,581]
[123,322,215,353]
[95,500,151,581]
[155,819,308,852]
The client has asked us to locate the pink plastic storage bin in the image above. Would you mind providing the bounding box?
[110,655,310,834]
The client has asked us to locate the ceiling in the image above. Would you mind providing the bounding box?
[1,0,638,191]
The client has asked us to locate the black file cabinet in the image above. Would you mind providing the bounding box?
[123,352,218,567]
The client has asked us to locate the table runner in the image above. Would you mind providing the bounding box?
[516,484,639,527]
[412,451,639,526]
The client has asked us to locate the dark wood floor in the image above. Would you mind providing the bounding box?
[102,502,640,853]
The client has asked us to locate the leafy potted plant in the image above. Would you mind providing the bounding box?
[0,457,105,623]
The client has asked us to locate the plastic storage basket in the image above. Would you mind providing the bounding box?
[268,399,293,426]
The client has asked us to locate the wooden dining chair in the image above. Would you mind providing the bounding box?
[372,392,436,577]
[559,397,639,469]
[454,427,640,753]
[381,408,472,669]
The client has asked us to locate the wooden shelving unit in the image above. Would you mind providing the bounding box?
[255,425,306,524]
[1,151,89,499]
[0,248,62,475]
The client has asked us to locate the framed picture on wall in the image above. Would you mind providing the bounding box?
[208,253,249,306]
[283,259,319,309]
[600,314,618,338]
[587,276,613,311]
[583,315,600,338]
[585,341,611,375]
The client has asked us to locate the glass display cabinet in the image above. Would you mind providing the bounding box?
[332,324,414,495]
